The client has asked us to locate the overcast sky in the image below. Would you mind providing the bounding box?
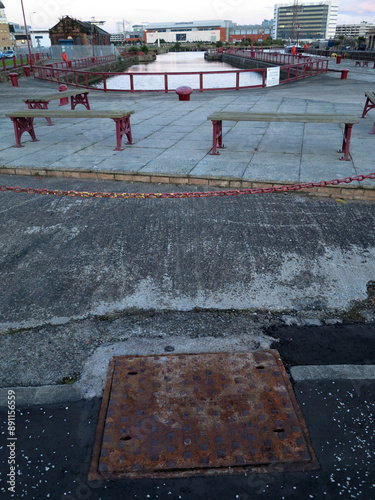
[4,0,375,32]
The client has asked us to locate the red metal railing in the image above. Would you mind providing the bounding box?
[39,54,116,71]
[1,52,50,71]
[33,51,329,93]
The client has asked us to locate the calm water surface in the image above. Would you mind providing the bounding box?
[96,51,263,91]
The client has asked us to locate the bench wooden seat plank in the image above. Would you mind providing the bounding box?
[23,89,91,126]
[361,91,375,134]
[207,112,359,161]
[23,89,90,104]
[6,109,135,151]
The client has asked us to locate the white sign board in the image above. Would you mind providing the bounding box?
[266,67,280,87]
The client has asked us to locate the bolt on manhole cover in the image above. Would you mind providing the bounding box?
[89,350,318,480]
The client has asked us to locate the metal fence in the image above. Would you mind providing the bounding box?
[0,52,50,71]
[49,44,117,60]
[33,49,329,93]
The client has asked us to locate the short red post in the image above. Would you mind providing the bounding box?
[1,57,6,71]
[59,84,69,105]
[9,73,19,87]
[340,69,349,80]
[336,54,342,64]
[176,86,193,101]
[24,65,31,77]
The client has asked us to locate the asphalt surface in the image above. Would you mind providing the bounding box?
[1,360,374,499]
[0,55,375,499]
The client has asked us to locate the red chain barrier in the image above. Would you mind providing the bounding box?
[1,173,375,200]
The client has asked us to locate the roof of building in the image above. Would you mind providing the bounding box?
[50,16,109,35]
[0,2,5,9]
[145,20,231,30]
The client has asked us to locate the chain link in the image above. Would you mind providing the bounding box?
[1,173,374,200]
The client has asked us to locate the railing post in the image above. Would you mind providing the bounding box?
[236,71,240,90]
[85,73,89,88]
[20,54,24,67]
[164,74,168,93]
[1,57,6,71]
[130,74,134,93]
[200,73,203,92]
[103,74,107,92]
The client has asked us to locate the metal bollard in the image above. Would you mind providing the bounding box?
[176,86,193,101]
[9,73,18,87]
[340,69,349,80]
[59,84,69,106]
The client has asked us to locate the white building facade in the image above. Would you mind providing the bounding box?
[143,20,230,44]
[335,22,374,38]
[30,29,50,48]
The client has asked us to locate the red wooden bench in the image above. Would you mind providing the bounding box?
[23,90,90,126]
[6,109,134,151]
[361,90,375,134]
[207,112,359,161]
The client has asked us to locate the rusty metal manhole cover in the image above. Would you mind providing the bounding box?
[89,350,318,480]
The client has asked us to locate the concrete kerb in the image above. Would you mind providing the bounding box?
[1,166,375,201]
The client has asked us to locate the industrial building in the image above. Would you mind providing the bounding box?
[335,21,374,39]
[273,0,339,41]
[142,20,272,45]
[143,20,230,44]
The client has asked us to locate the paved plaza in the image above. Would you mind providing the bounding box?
[0,57,375,196]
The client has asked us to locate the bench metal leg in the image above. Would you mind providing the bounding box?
[10,117,39,148]
[338,123,354,161]
[26,102,53,126]
[361,97,375,118]
[71,93,90,110]
[210,120,225,155]
[113,116,133,151]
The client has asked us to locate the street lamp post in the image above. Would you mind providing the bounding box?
[20,0,33,66]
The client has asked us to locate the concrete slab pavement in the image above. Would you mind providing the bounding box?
[0,58,375,200]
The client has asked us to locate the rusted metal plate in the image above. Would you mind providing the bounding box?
[89,350,318,480]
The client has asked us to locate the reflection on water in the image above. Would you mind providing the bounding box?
[95,51,263,91]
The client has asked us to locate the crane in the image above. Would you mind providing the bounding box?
[291,0,298,42]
